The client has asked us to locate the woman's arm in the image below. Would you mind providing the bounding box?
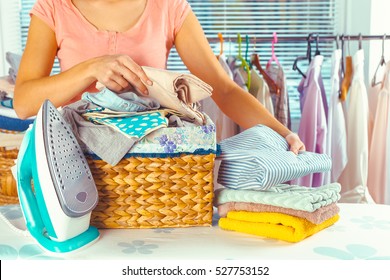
[174,11,305,153]
[14,15,151,119]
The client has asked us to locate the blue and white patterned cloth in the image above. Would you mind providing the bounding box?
[217,125,332,190]
[86,111,168,139]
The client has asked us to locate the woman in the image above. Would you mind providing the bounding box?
[13,0,305,154]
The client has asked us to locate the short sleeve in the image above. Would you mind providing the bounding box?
[170,0,191,37]
[30,0,56,31]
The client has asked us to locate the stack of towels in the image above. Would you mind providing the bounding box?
[214,125,341,242]
[0,52,34,149]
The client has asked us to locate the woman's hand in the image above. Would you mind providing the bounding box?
[91,55,153,94]
[285,132,306,155]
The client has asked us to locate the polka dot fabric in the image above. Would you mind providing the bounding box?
[88,111,168,139]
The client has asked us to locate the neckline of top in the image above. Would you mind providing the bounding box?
[67,0,150,34]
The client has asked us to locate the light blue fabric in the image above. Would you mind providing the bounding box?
[217,125,332,190]
[82,88,160,112]
[214,183,341,212]
[86,111,168,139]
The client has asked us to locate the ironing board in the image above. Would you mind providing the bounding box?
[0,203,390,260]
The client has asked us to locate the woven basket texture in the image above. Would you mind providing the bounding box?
[0,146,216,228]
[0,147,19,205]
[87,153,215,229]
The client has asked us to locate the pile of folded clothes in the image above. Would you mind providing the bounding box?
[0,52,34,148]
[60,66,215,166]
[214,125,341,242]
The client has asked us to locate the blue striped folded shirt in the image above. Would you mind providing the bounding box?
[217,125,332,190]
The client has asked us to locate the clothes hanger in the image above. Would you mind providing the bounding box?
[358,33,363,50]
[314,34,321,56]
[266,32,281,68]
[371,34,387,87]
[250,38,280,95]
[237,33,251,89]
[217,32,224,59]
[245,34,250,66]
[338,34,345,98]
[292,33,313,78]
[335,33,340,50]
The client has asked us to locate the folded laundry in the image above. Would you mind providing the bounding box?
[82,107,183,119]
[85,111,168,140]
[219,211,340,242]
[142,66,212,125]
[0,98,13,109]
[0,76,15,98]
[82,88,160,112]
[214,183,341,212]
[0,115,34,132]
[6,52,22,84]
[217,125,332,190]
[217,201,340,225]
[61,100,135,166]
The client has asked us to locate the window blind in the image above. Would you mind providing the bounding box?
[168,0,340,120]
[19,0,339,120]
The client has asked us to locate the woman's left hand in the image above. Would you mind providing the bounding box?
[285,133,305,155]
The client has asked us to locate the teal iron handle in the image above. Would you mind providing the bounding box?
[16,127,46,239]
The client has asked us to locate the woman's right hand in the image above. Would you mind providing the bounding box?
[90,54,153,95]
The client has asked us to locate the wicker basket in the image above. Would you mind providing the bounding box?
[87,153,215,229]
[0,147,19,205]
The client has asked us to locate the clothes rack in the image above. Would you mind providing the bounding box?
[207,34,389,44]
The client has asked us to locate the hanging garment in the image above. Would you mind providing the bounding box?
[368,84,382,150]
[200,54,239,141]
[249,69,274,115]
[325,49,348,184]
[386,101,390,204]
[338,49,372,203]
[340,56,353,101]
[226,56,249,92]
[294,55,328,187]
[233,68,249,92]
[217,125,331,190]
[367,61,390,204]
[265,64,291,128]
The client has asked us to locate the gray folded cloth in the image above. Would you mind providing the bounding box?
[214,183,341,212]
[142,66,212,125]
[6,52,22,83]
[61,100,135,166]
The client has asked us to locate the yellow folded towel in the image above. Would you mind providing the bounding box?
[219,211,340,243]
